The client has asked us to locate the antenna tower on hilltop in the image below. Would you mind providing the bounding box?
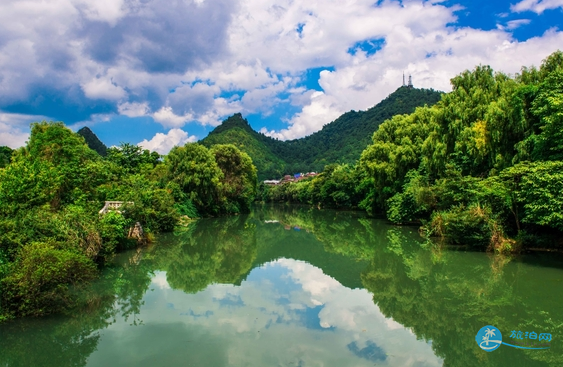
[402,72,406,87]
[408,75,413,89]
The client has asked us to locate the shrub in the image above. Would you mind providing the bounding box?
[1,242,97,317]
[427,204,495,248]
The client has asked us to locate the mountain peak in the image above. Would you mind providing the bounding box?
[77,126,108,156]
[211,113,254,135]
[202,87,442,179]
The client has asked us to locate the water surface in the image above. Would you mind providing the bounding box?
[1,205,562,366]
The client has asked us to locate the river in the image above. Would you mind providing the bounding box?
[1,205,562,366]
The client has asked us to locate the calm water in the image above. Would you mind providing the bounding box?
[1,205,562,367]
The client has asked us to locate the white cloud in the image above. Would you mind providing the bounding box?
[118,102,150,118]
[81,77,126,100]
[0,111,51,148]
[497,19,532,31]
[511,0,563,14]
[151,107,191,128]
[138,128,197,154]
[219,0,562,140]
[264,90,342,140]
[0,0,562,143]
[0,122,29,148]
[73,0,126,25]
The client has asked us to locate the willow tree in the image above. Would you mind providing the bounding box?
[210,144,257,213]
[164,143,224,216]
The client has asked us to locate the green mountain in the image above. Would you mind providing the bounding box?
[71,87,442,180]
[202,86,442,179]
[77,126,108,156]
[200,114,288,179]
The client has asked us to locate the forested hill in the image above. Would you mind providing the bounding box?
[272,86,442,171]
[77,126,108,156]
[200,114,289,180]
[202,86,442,179]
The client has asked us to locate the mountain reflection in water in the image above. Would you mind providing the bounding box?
[1,205,562,367]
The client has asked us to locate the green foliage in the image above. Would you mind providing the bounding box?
[1,242,97,318]
[386,170,435,224]
[0,146,13,168]
[210,144,258,213]
[98,174,179,233]
[0,122,109,212]
[164,143,224,215]
[428,204,496,247]
[0,205,104,262]
[174,197,200,218]
[106,143,161,174]
[499,161,563,231]
[526,69,563,161]
[258,163,371,210]
[310,164,361,208]
[356,50,563,249]
[0,121,180,320]
[359,107,435,208]
[201,114,286,180]
[99,211,131,253]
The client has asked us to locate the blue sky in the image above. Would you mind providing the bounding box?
[0,0,562,153]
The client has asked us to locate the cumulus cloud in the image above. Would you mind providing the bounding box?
[74,0,126,25]
[0,0,236,126]
[118,102,150,117]
[137,128,197,154]
[82,77,126,100]
[224,0,563,140]
[0,122,29,148]
[152,107,191,128]
[511,0,563,14]
[0,112,45,148]
[0,0,562,145]
[263,90,342,140]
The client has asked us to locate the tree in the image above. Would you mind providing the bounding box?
[210,144,257,213]
[164,143,224,215]
[0,122,107,212]
[106,143,161,174]
[0,146,13,168]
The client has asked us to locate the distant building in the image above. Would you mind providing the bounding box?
[403,72,413,89]
[263,180,280,185]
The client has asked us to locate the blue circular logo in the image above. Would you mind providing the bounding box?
[476,325,503,352]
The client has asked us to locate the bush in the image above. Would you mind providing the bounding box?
[427,205,494,248]
[174,198,199,219]
[99,211,132,253]
[1,242,97,318]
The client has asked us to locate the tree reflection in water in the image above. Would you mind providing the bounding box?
[1,205,561,366]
